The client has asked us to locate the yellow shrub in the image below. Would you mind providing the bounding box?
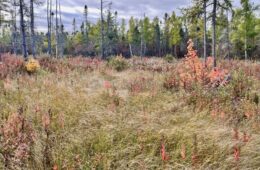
[25,58,40,73]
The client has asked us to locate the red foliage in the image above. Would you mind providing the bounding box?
[42,112,51,129]
[233,145,240,161]
[38,57,65,73]
[67,57,102,71]
[0,53,24,79]
[164,39,229,90]
[128,76,154,94]
[243,132,250,143]
[192,153,198,165]
[220,60,260,80]
[208,68,229,87]
[0,111,35,169]
[161,143,169,161]
[53,164,58,170]
[103,80,112,89]
[181,144,186,160]
[39,57,103,73]
[233,128,239,141]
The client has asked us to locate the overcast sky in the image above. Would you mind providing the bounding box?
[34,0,259,32]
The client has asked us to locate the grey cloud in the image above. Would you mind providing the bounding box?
[34,0,259,32]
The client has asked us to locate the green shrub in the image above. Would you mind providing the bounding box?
[107,56,128,71]
[228,70,253,100]
[164,54,176,63]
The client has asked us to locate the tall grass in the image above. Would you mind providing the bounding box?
[0,53,259,169]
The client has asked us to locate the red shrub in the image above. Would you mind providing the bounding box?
[0,111,35,169]
[160,143,169,161]
[233,145,240,161]
[39,57,103,73]
[128,76,154,94]
[39,57,69,73]
[164,39,229,90]
[0,53,24,79]
[220,60,260,80]
[67,57,102,71]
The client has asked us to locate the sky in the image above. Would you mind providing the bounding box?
[34,0,259,32]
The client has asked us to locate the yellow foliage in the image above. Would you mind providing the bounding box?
[25,58,40,73]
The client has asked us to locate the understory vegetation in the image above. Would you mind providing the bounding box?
[0,42,260,169]
[1,0,260,169]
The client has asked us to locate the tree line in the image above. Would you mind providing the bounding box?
[0,0,259,63]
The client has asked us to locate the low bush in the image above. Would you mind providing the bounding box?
[0,54,24,79]
[39,57,103,73]
[0,110,35,170]
[38,57,65,73]
[107,55,129,71]
[164,54,176,63]
[25,58,40,73]
[67,57,102,71]
[164,39,230,91]
[127,76,155,95]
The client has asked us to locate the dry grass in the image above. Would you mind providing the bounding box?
[0,55,260,169]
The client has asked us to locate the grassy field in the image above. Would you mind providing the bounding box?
[0,52,260,169]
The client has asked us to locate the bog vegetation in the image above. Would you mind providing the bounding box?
[0,0,260,169]
[0,40,260,169]
[0,0,259,60]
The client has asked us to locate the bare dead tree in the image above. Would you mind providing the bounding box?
[55,0,58,58]
[226,9,230,60]
[30,0,36,58]
[100,0,105,59]
[10,1,18,55]
[58,0,64,57]
[19,0,28,60]
[212,0,217,67]
[203,0,207,63]
[47,0,52,56]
